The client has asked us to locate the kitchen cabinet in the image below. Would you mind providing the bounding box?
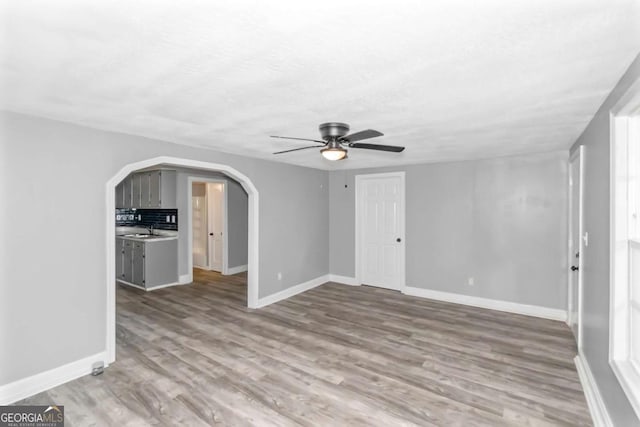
[121,170,177,209]
[116,239,125,280]
[148,171,162,207]
[123,176,133,208]
[132,242,145,286]
[115,175,134,208]
[115,238,134,284]
[116,181,124,208]
[132,174,142,208]
[116,237,178,289]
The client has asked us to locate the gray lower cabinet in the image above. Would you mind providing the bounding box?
[122,240,133,283]
[116,239,125,280]
[132,242,145,286]
[116,237,178,289]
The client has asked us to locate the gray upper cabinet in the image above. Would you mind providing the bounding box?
[123,176,133,208]
[148,171,161,207]
[132,174,142,208]
[115,170,176,209]
[115,181,125,208]
[115,175,134,209]
[164,170,177,208]
[116,175,136,208]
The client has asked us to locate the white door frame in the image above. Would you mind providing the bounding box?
[355,171,406,290]
[106,156,260,365]
[187,177,228,274]
[609,76,640,418]
[568,145,584,350]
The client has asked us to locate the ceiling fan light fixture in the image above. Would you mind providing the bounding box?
[321,147,348,161]
[271,122,403,159]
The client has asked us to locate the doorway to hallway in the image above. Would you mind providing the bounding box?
[192,181,226,273]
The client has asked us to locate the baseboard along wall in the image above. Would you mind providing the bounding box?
[0,352,108,405]
[574,355,613,427]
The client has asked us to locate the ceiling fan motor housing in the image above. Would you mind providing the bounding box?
[319,122,350,140]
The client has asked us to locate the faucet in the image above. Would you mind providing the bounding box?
[147,224,155,235]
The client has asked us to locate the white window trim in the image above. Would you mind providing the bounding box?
[609,75,640,419]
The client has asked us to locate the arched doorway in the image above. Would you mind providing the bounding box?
[105,156,259,364]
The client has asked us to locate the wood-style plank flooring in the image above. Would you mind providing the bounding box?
[21,270,591,426]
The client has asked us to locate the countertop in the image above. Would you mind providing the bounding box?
[116,234,178,243]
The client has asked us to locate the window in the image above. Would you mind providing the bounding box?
[611,77,640,419]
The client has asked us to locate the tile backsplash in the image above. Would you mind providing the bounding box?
[115,208,178,230]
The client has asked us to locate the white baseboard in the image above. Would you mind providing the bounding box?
[328,274,360,286]
[116,279,145,290]
[225,264,248,275]
[574,355,613,427]
[179,273,191,284]
[116,279,182,291]
[402,286,567,321]
[0,351,108,405]
[254,274,329,308]
[146,281,183,291]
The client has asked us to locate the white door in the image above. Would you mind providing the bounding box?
[208,183,224,272]
[568,147,584,347]
[357,173,405,290]
[192,183,208,268]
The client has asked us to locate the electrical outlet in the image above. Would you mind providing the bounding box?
[468,277,475,286]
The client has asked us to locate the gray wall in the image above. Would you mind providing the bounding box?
[330,150,568,309]
[227,179,249,268]
[176,169,248,275]
[569,53,640,426]
[0,111,329,386]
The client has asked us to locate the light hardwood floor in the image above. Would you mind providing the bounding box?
[20,270,591,426]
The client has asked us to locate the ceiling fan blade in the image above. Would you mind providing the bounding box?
[270,135,326,144]
[349,143,405,152]
[340,129,383,142]
[273,145,325,155]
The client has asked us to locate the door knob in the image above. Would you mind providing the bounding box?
[396,238,402,242]
[571,266,579,271]
[209,232,214,236]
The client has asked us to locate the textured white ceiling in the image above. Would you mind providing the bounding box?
[1,0,639,170]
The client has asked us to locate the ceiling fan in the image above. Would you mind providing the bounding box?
[271,122,405,161]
